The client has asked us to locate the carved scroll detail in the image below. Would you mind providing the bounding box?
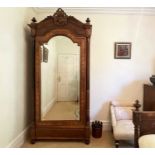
[53,8,68,25]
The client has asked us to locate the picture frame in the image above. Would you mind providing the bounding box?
[43,46,49,63]
[114,42,131,59]
[40,44,49,63]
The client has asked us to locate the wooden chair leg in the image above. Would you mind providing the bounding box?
[31,139,36,144]
[115,140,119,148]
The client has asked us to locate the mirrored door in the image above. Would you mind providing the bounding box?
[40,36,80,121]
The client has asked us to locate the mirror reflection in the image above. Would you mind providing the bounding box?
[41,36,80,120]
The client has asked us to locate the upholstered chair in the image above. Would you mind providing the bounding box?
[138,134,155,148]
[110,100,139,148]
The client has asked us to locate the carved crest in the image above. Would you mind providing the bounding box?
[28,8,92,37]
[53,8,68,26]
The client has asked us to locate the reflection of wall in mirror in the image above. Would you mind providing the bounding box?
[43,45,49,63]
[55,37,79,55]
[55,37,80,102]
[41,39,57,118]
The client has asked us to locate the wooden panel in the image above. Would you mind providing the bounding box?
[133,111,155,147]
[143,84,155,111]
[36,128,85,139]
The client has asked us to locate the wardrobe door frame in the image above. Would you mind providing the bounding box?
[29,8,92,144]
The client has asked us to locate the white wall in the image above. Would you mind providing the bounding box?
[89,13,155,121]
[55,36,80,101]
[0,8,35,147]
[36,10,155,123]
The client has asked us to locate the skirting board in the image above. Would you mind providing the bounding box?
[6,121,110,147]
[6,125,31,148]
[42,97,56,118]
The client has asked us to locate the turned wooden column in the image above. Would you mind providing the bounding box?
[133,100,141,148]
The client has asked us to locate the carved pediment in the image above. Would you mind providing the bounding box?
[53,8,68,25]
[29,8,92,37]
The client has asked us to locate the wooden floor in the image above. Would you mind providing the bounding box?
[43,101,79,120]
[22,131,134,148]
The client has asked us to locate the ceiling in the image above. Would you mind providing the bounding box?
[33,7,155,15]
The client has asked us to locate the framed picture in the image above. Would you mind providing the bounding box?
[114,42,131,59]
[43,46,49,63]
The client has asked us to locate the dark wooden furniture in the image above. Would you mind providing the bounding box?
[28,8,92,144]
[133,111,155,147]
[143,84,155,111]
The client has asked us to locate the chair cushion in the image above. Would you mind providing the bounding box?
[139,134,155,148]
[114,107,134,120]
[113,120,134,140]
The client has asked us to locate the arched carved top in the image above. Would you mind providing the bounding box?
[53,8,68,25]
[36,29,85,47]
[28,8,92,38]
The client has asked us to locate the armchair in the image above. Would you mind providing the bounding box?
[110,100,140,147]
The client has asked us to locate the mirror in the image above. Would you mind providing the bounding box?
[41,36,80,120]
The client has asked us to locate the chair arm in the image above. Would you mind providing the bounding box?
[110,105,117,127]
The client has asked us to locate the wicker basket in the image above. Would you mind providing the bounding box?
[92,121,102,138]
